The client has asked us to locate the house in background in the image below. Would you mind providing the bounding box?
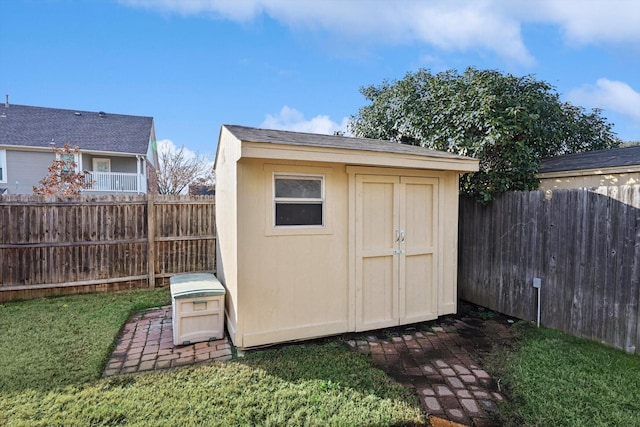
[537,145,640,191]
[0,98,158,195]
[188,184,215,196]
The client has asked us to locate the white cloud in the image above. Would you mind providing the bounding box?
[120,0,640,65]
[119,0,533,64]
[157,138,214,174]
[120,0,260,21]
[260,106,350,135]
[158,138,198,159]
[524,0,640,45]
[568,79,640,122]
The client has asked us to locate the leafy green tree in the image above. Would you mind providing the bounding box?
[349,67,620,203]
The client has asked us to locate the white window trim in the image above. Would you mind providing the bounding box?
[56,151,81,173]
[0,149,6,183]
[92,158,111,173]
[264,164,333,236]
[273,173,325,228]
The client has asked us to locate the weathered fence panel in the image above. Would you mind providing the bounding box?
[151,196,217,286]
[458,185,640,354]
[0,194,216,301]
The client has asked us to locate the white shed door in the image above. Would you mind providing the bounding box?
[355,175,438,331]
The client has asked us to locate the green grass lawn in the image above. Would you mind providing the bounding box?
[0,288,172,393]
[6,289,638,426]
[0,290,426,426]
[487,322,640,427]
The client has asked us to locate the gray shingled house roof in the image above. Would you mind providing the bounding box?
[539,145,640,173]
[223,124,474,161]
[0,104,154,155]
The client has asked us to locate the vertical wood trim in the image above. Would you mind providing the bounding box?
[393,176,402,323]
[147,196,156,288]
[347,170,357,331]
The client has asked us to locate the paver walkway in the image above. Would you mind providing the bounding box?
[103,306,232,377]
[104,301,514,426]
[345,302,515,426]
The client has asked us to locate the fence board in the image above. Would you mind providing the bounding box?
[458,185,640,354]
[0,195,216,302]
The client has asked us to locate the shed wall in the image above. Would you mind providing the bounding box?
[439,172,461,314]
[231,160,462,348]
[236,158,350,347]
[346,166,460,318]
[215,126,473,349]
[214,127,241,341]
[539,171,640,191]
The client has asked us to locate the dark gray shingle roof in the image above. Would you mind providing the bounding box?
[0,104,153,155]
[539,145,640,173]
[223,124,474,161]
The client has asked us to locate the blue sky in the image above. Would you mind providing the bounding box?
[2,0,640,159]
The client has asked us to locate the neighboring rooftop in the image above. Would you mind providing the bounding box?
[223,124,475,161]
[0,103,154,155]
[539,145,640,173]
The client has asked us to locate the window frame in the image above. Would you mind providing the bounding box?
[0,149,6,183]
[57,152,81,174]
[273,173,325,228]
[263,164,333,237]
[92,158,111,173]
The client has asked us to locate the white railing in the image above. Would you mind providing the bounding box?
[85,171,144,193]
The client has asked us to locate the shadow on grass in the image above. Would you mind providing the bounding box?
[1,342,428,426]
[240,340,418,402]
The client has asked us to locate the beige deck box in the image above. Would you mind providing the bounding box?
[170,273,226,346]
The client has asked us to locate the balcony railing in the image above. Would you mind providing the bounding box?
[85,171,146,193]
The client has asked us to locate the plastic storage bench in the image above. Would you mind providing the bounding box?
[170,273,226,346]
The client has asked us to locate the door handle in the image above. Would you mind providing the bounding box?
[399,230,405,243]
[395,230,400,243]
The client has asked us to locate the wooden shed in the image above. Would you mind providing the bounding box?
[214,125,479,349]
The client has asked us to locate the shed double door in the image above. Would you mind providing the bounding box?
[355,174,438,331]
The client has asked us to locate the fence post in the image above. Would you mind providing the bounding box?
[147,195,156,288]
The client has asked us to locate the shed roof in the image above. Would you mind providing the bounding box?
[219,125,479,172]
[0,104,154,155]
[539,145,640,173]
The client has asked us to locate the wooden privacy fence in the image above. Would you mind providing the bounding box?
[458,185,640,354]
[0,195,216,302]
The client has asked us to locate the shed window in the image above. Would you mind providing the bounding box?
[274,175,324,226]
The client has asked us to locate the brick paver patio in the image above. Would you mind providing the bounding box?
[346,303,515,426]
[103,306,232,377]
[104,302,513,426]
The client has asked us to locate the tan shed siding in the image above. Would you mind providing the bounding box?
[241,143,479,172]
[237,158,349,347]
[215,125,479,349]
[538,170,640,192]
[346,166,460,321]
[438,172,460,315]
[214,127,241,345]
